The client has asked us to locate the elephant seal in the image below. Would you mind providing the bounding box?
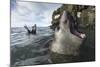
[51,11,86,56]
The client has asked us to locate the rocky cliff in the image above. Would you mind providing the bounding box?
[50,4,95,31]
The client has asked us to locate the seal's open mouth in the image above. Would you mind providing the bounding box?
[70,29,86,39]
[59,10,86,39]
[69,20,86,39]
[67,12,86,39]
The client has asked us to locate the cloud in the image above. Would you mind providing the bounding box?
[11,1,62,27]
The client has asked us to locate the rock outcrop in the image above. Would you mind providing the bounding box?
[50,4,95,31]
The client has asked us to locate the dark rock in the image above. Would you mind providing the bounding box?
[50,4,95,31]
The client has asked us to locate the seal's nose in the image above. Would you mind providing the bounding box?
[60,11,67,22]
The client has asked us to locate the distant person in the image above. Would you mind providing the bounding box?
[24,24,37,34]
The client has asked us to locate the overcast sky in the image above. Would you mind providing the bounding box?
[11,0,62,27]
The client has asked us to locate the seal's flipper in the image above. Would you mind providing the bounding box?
[31,24,37,34]
[24,26,31,33]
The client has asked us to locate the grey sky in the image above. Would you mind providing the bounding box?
[11,0,62,27]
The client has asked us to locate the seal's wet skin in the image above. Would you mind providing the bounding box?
[51,11,86,62]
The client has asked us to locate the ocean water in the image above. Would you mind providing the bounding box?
[11,27,54,66]
[11,27,53,46]
[11,27,95,66]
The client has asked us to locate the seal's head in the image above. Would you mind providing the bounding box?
[59,11,86,39]
[51,11,86,55]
